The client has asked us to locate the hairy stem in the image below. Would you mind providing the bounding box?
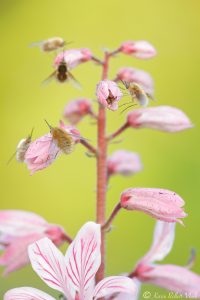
[107,122,129,141]
[96,52,109,284]
[102,203,122,232]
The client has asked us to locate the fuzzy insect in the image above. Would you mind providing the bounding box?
[7,129,34,165]
[44,58,80,87]
[45,120,88,155]
[120,81,151,113]
[30,37,66,52]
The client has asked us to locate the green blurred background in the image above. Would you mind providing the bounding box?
[0,0,200,298]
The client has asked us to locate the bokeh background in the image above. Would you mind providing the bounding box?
[0,0,200,298]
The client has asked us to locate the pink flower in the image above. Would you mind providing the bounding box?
[24,122,81,174]
[54,48,92,69]
[130,221,200,298]
[119,41,157,59]
[0,210,67,275]
[127,106,193,132]
[4,222,137,300]
[96,80,122,111]
[120,188,187,225]
[116,67,154,96]
[63,98,93,124]
[24,133,60,175]
[107,150,143,177]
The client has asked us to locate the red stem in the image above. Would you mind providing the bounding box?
[107,122,129,141]
[96,52,109,284]
[101,203,122,231]
[80,140,97,155]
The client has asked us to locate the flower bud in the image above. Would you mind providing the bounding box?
[127,106,193,132]
[107,150,142,176]
[120,188,187,225]
[63,98,93,124]
[120,40,157,59]
[96,80,122,111]
[116,67,154,96]
[54,48,92,69]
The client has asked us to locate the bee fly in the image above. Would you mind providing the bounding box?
[7,128,34,165]
[44,58,80,88]
[44,120,88,155]
[119,81,154,113]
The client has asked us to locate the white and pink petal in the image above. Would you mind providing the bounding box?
[65,222,101,299]
[4,287,56,300]
[28,238,70,298]
[93,276,137,300]
[140,221,175,264]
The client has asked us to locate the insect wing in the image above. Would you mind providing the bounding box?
[42,70,57,86]
[68,71,82,89]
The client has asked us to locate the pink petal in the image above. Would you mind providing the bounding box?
[141,264,200,298]
[127,106,193,132]
[92,276,137,299]
[54,48,92,69]
[28,238,70,298]
[120,188,187,224]
[140,221,175,264]
[0,233,45,275]
[0,210,48,236]
[107,150,143,176]
[65,222,101,299]
[4,287,56,300]
[25,134,60,174]
[120,40,157,59]
[63,98,92,124]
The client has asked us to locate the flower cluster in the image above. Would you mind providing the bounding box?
[2,37,199,300]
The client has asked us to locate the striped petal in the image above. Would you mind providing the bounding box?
[65,222,101,299]
[111,279,141,300]
[140,221,175,264]
[4,287,55,300]
[93,276,137,300]
[28,238,71,298]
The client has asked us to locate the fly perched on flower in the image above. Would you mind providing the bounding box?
[120,81,152,113]
[45,120,88,154]
[7,128,34,165]
[30,36,66,52]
